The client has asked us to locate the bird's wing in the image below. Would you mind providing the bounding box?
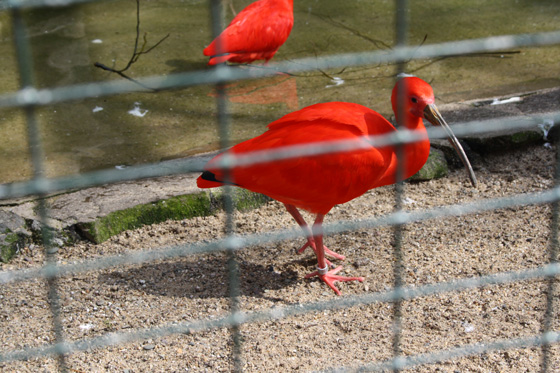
[200,102,397,213]
[268,102,393,135]
[203,1,293,56]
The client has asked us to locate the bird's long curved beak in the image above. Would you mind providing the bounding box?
[423,104,477,188]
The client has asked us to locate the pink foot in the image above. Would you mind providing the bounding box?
[305,266,364,296]
[297,241,346,261]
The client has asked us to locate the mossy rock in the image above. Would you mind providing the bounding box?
[205,187,271,212]
[0,231,22,262]
[0,211,31,263]
[76,189,270,243]
[76,192,213,243]
[410,148,449,182]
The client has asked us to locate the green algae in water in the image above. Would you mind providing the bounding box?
[0,0,558,184]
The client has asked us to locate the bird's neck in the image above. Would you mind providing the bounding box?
[399,116,431,180]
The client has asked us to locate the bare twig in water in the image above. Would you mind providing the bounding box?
[408,50,521,74]
[207,22,520,85]
[316,67,347,80]
[94,0,169,91]
[404,34,428,64]
[314,14,393,51]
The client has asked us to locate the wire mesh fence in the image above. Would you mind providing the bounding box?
[0,0,560,371]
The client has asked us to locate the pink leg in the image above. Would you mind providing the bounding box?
[284,204,345,261]
[304,214,364,296]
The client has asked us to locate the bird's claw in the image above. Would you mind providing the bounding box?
[297,241,346,261]
[305,265,364,296]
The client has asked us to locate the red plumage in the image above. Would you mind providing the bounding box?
[203,0,294,65]
[197,102,427,214]
[197,77,476,295]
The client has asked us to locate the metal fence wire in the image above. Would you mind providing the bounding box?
[1,0,560,371]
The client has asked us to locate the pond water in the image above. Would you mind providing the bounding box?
[0,0,559,183]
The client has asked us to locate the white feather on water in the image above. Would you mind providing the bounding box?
[326,77,344,88]
[128,102,148,117]
[490,97,521,105]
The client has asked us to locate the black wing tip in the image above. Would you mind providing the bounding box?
[201,170,220,182]
[200,170,238,186]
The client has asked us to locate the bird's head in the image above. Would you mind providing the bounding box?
[391,75,477,188]
[391,76,436,123]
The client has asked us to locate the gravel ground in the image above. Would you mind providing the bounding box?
[1,143,560,372]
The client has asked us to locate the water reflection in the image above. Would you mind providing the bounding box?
[209,75,299,110]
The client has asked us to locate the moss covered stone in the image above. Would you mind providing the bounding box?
[76,189,270,243]
[76,192,211,243]
[206,187,271,212]
[0,211,31,263]
[410,148,449,182]
[0,231,21,262]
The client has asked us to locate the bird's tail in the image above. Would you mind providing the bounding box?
[197,171,223,188]
[203,41,233,65]
[205,53,233,66]
[206,54,232,66]
[197,170,239,188]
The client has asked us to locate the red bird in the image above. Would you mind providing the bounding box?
[197,77,477,295]
[203,0,294,65]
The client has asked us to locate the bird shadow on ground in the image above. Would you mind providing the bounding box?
[98,254,300,300]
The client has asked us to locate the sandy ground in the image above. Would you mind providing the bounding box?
[2,142,560,372]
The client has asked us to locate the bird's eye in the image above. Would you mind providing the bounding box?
[411,97,418,103]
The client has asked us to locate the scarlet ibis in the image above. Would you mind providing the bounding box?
[203,0,294,65]
[197,76,477,295]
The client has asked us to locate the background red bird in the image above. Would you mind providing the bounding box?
[203,0,294,65]
[197,77,477,295]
